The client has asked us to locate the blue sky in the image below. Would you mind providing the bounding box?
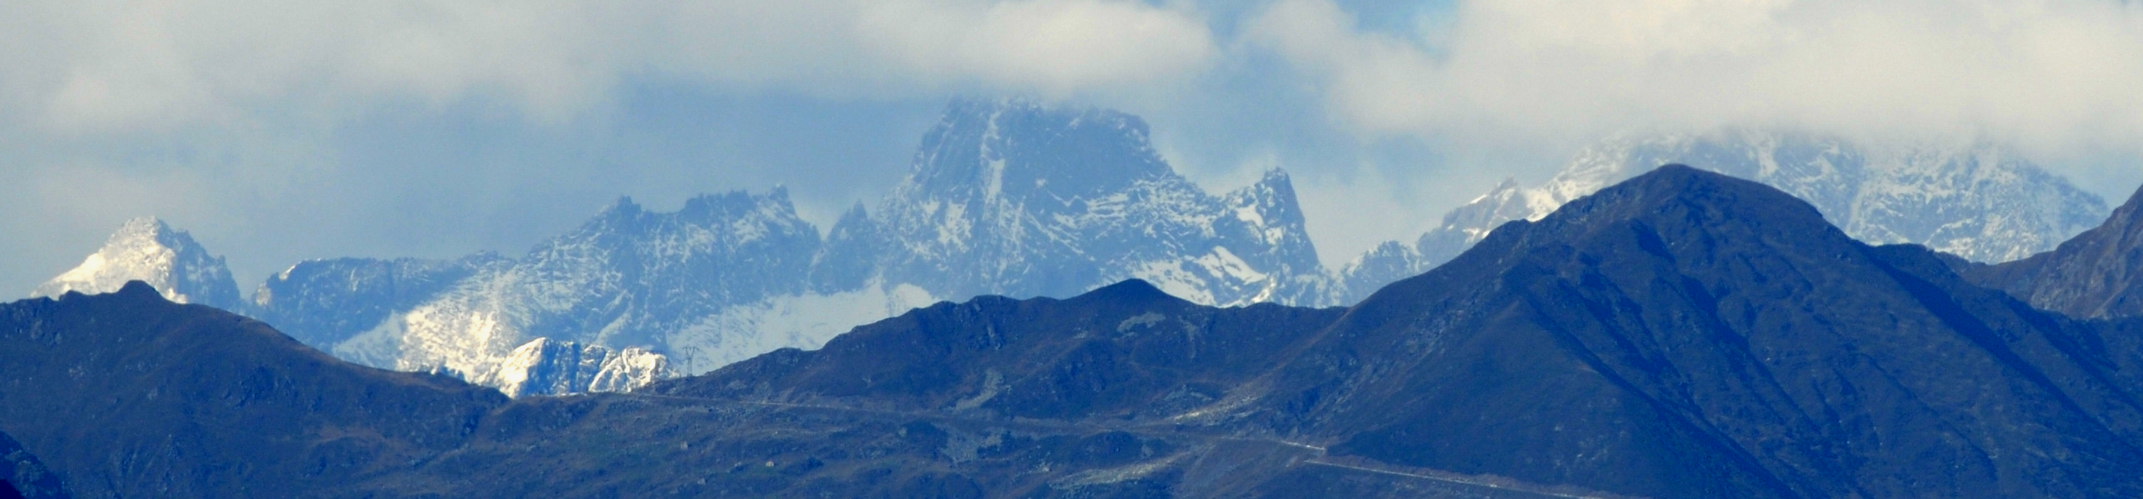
[7,0,2143,294]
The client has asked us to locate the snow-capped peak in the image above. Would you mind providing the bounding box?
[836,99,1323,306]
[33,217,242,309]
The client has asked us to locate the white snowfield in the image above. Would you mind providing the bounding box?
[32,106,2109,398]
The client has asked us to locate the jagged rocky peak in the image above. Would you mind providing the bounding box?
[1226,168,1314,246]
[837,98,1323,306]
[900,97,1170,207]
[33,217,241,309]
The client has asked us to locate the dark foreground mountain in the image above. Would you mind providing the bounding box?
[0,282,503,496]
[0,282,1573,497]
[1242,166,2143,497]
[7,166,2143,497]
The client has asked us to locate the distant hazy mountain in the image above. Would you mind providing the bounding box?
[12,167,2143,496]
[30,217,241,310]
[216,98,1318,395]
[1331,131,2109,304]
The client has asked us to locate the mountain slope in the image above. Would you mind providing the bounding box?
[658,279,1347,422]
[1334,132,2108,304]
[0,431,67,499]
[1957,184,2143,319]
[1262,165,2143,497]
[0,282,504,497]
[30,218,241,310]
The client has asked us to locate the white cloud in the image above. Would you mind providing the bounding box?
[1248,0,2143,159]
[1,0,1216,133]
[858,0,1217,97]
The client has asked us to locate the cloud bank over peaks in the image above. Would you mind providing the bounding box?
[3,0,1217,133]
[1248,0,2143,161]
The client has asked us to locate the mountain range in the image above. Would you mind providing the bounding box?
[28,101,2112,397]
[1332,131,2109,304]
[7,166,2143,496]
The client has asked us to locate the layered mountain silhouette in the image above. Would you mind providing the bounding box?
[8,165,2143,496]
[35,99,1324,396]
[28,104,2115,400]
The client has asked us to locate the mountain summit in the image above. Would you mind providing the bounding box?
[824,98,1321,306]
[32,217,241,309]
